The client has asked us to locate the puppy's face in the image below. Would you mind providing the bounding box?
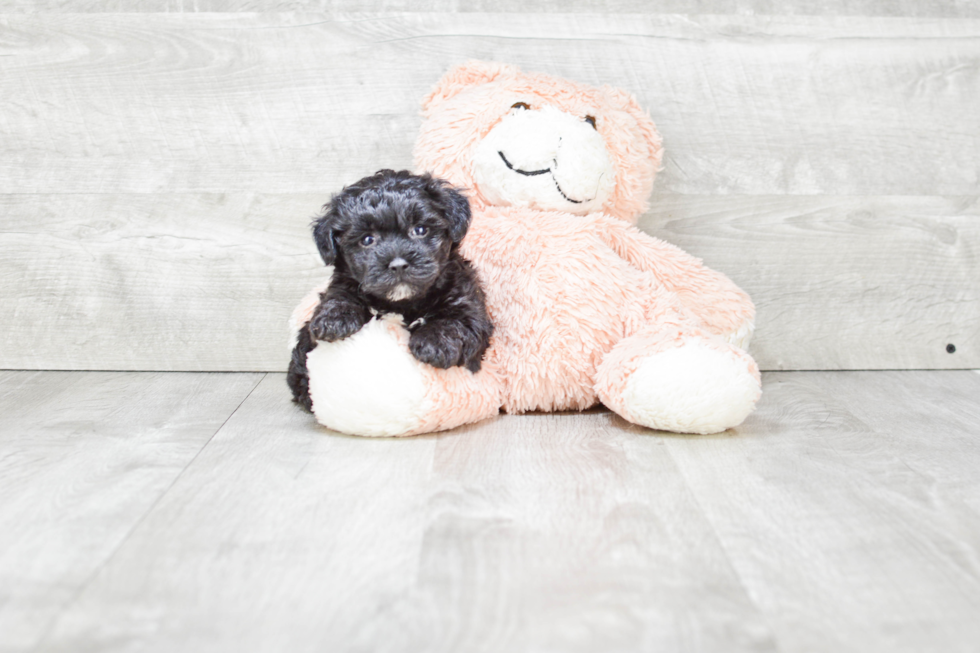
[314,171,471,303]
[340,191,451,303]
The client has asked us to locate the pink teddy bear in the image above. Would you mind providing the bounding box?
[291,61,761,436]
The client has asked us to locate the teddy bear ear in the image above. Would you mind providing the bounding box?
[422,60,519,114]
[597,86,665,221]
[603,86,664,170]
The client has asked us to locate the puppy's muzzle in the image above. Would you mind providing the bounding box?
[384,257,419,301]
[363,253,438,302]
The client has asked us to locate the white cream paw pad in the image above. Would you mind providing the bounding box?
[306,316,425,437]
[622,339,761,435]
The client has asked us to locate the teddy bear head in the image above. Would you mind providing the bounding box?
[413,61,663,223]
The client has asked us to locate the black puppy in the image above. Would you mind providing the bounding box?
[288,169,493,412]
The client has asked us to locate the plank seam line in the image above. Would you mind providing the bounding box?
[660,439,785,653]
[28,372,268,653]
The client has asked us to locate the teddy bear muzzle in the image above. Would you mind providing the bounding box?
[472,105,616,214]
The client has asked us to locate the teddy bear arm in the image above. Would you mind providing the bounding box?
[594,216,755,348]
[290,274,502,436]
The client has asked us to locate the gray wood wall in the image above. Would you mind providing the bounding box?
[1,4,977,371]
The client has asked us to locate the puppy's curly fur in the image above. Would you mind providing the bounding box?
[288,169,493,412]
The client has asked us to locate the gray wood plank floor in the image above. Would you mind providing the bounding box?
[0,371,264,653]
[2,370,979,652]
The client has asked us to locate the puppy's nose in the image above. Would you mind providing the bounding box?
[388,257,409,272]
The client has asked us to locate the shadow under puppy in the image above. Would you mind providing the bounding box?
[288,169,493,412]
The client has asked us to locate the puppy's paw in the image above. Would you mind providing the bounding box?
[462,353,484,374]
[309,304,369,342]
[409,323,464,370]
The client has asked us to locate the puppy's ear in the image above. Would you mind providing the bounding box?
[425,176,471,243]
[312,206,342,266]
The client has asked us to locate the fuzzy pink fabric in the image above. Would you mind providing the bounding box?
[412,355,502,434]
[456,206,755,414]
[410,62,758,424]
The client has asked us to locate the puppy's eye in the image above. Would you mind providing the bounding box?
[359,234,375,247]
[412,225,428,237]
[511,102,530,111]
[584,115,597,129]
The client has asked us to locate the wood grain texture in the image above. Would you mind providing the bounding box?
[2,0,979,16]
[663,370,980,652]
[34,373,777,653]
[3,193,976,371]
[0,370,263,653]
[7,193,980,371]
[0,193,327,371]
[14,369,980,652]
[1,13,978,195]
[640,195,980,370]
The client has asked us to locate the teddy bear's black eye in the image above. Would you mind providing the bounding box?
[511,102,530,111]
[584,115,597,129]
[412,225,428,237]
[360,234,375,247]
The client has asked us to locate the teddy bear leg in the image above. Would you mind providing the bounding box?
[304,315,502,437]
[594,327,761,435]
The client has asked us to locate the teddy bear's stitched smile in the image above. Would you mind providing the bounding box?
[497,151,549,176]
[497,150,589,204]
